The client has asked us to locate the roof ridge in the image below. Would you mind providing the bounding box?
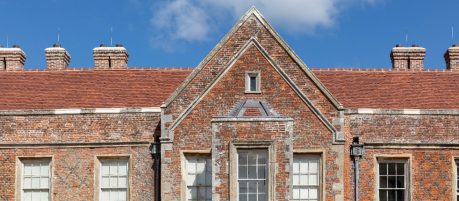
[0,67,195,72]
[311,68,459,73]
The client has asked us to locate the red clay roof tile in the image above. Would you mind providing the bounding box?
[313,69,459,109]
[0,68,458,110]
[0,68,192,110]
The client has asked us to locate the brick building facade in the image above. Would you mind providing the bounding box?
[1,7,459,201]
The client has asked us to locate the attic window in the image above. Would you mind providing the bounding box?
[245,71,260,93]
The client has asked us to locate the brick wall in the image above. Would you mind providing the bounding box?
[0,112,159,201]
[161,26,343,200]
[345,114,459,200]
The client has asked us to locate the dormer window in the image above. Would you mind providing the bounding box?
[245,71,261,93]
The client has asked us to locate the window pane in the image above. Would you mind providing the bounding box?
[396,176,404,188]
[397,163,404,175]
[248,166,257,179]
[388,190,396,200]
[379,190,387,201]
[23,177,31,189]
[40,178,49,188]
[379,163,387,175]
[31,165,40,177]
[388,163,396,175]
[380,176,387,188]
[239,182,247,194]
[388,176,396,188]
[40,165,49,177]
[31,178,40,188]
[239,166,247,179]
[293,175,300,186]
[293,188,300,199]
[239,194,247,201]
[309,188,318,199]
[309,174,318,185]
[396,190,404,201]
[309,161,318,173]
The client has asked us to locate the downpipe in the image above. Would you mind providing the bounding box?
[350,137,364,201]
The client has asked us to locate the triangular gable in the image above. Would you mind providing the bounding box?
[162,7,343,110]
[168,38,341,142]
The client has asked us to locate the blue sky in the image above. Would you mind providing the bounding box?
[0,0,458,69]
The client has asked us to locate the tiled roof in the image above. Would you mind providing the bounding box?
[313,69,459,109]
[0,68,457,110]
[0,68,193,110]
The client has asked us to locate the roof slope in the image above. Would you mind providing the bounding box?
[313,69,459,109]
[0,68,458,110]
[0,68,192,110]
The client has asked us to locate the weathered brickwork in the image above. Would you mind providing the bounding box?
[161,37,343,200]
[0,112,159,200]
[345,114,459,200]
[211,120,294,200]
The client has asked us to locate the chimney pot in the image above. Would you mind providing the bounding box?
[93,45,128,70]
[444,45,459,70]
[0,46,26,71]
[115,44,123,47]
[390,45,426,70]
[45,44,71,70]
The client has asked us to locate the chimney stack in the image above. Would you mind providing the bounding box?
[93,44,128,70]
[444,44,459,71]
[0,45,26,71]
[390,44,426,70]
[45,43,71,70]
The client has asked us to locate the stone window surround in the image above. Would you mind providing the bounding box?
[16,156,53,201]
[94,155,131,201]
[229,141,274,201]
[374,155,411,201]
[245,71,261,93]
[292,150,324,201]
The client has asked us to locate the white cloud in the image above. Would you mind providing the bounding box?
[150,0,380,48]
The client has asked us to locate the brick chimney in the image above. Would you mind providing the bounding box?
[93,44,128,70]
[390,44,426,70]
[444,44,459,70]
[45,43,71,70]
[0,45,26,71]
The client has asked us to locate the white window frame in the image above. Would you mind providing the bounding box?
[184,154,212,201]
[97,157,130,201]
[230,142,274,201]
[377,159,409,201]
[292,154,321,201]
[17,157,52,201]
[237,149,268,201]
[245,71,261,93]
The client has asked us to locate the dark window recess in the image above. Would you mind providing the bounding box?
[250,76,257,91]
